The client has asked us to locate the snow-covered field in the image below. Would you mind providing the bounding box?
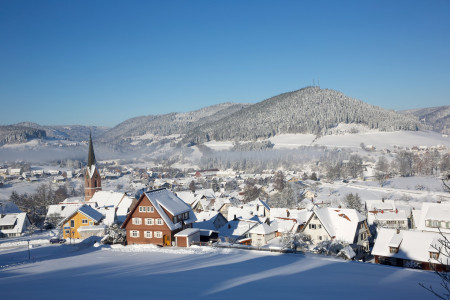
[205,130,449,151]
[316,176,450,209]
[0,239,443,299]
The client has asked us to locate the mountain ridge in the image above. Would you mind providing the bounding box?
[183,87,422,144]
[400,105,450,135]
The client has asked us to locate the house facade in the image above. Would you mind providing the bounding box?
[0,213,31,238]
[59,205,105,239]
[302,207,371,253]
[413,202,450,234]
[122,188,197,246]
[372,228,450,272]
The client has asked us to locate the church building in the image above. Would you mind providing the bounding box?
[85,133,102,201]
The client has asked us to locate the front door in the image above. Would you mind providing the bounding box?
[163,235,171,246]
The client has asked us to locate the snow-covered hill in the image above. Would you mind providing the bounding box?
[205,130,449,151]
[100,102,250,144]
[401,105,450,134]
[0,241,443,299]
[184,87,421,144]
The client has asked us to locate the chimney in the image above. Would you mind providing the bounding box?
[396,228,400,234]
[382,198,385,203]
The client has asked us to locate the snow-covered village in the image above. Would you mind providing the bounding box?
[2,1,450,299]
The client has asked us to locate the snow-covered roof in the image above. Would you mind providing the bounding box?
[88,191,135,224]
[227,199,270,221]
[88,191,125,207]
[367,209,408,225]
[271,218,297,233]
[415,202,450,234]
[312,207,366,244]
[58,204,104,226]
[174,228,200,237]
[249,223,277,235]
[365,199,396,212]
[176,191,198,205]
[0,214,18,226]
[0,212,29,234]
[195,189,216,199]
[218,219,259,239]
[145,189,192,216]
[372,228,450,264]
[46,203,82,220]
[87,165,98,178]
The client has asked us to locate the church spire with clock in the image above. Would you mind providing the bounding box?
[85,132,102,201]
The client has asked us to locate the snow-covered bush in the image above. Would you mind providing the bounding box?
[101,223,126,245]
[280,232,311,250]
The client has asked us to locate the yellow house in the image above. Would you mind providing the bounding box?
[59,205,104,239]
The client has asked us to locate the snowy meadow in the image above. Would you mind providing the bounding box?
[0,238,443,299]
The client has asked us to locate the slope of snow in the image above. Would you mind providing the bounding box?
[0,242,443,299]
[205,130,448,151]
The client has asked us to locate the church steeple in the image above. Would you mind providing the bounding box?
[85,132,101,201]
[87,132,96,168]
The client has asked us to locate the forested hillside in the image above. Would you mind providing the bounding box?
[0,125,46,146]
[184,87,421,144]
[16,122,109,141]
[100,102,250,143]
[401,106,450,134]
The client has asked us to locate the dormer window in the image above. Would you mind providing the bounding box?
[389,247,398,253]
[430,252,439,259]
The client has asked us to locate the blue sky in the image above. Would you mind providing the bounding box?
[1,1,449,127]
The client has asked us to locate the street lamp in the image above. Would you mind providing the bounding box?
[27,239,30,260]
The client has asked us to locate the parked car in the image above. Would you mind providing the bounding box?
[49,238,66,244]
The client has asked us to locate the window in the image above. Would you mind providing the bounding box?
[155,231,162,238]
[318,224,322,229]
[313,215,318,220]
[131,230,139,238]
[432,220,439,227]
[319,236,322,240]
[70,220,75,227]
[184,212,189,219]
[65,230,70,234]
[145,218,154,225]
[132,218,142,225]
[156,218,163,225]
[389,247,398,253]
[139,206,154,213]
[430,252,439,259]
[360,233,367,240]
[82,219,88,224]
[360,223,364,229]
[309,224,316,229]
[144,231,152,238]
